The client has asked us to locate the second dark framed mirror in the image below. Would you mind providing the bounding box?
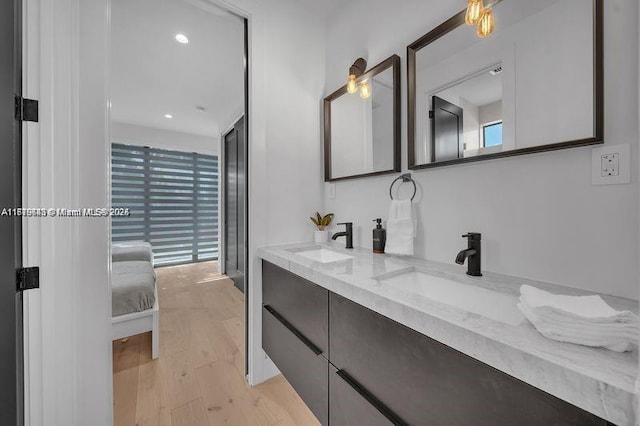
[407,0,603,169]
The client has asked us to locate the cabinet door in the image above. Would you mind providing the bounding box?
[262,305,328,425]
[330,293,607,426]
[262,261,328,354]
[329,364,398,426]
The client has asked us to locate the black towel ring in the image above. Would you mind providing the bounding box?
[389,173,416,201]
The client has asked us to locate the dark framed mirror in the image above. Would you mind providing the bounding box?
[407,0,603,169]
[324,54,401,182]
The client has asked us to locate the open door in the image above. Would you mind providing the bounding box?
[0,0,24,424]
[431,95,463,162]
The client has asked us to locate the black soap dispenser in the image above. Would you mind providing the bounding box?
[373,218,386,254]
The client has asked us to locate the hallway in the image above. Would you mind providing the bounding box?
[112,261,320,425]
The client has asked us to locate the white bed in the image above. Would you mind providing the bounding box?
[111,242,159,359]
[112,286,159,359]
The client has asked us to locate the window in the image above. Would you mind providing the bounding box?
[111,143,218,266]
[482,121,503,147]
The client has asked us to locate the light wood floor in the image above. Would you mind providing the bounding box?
[113,261,320,426]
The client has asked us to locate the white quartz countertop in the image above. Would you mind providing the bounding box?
[257,241,639,426]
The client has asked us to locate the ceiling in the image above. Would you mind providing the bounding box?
[296,0,349,19]
[111,0,245,138]
[437,70,502,108]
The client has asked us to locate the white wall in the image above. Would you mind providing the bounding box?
[372,78,394,171]
[331,95,368,176]
[325,0,639,300]
[247,0,326,385]
[111,121,219,155]
[479,101,502,126]
[460,97,480,150]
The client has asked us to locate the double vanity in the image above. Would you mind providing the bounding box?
[275,1,634,424]
[258,242,637,426]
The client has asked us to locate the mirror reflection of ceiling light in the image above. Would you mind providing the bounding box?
[164,114,173,119]
[175,33,189,44]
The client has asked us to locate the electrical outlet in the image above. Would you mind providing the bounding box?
[600,153,619,177]
[592,144,630,185]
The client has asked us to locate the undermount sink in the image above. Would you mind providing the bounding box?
[376,269,524,326]
[292,247,354,263]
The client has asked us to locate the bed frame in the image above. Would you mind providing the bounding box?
[112,286,159,359]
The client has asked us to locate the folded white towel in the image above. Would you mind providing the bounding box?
[520,285,636,322]
[385,199,416,256]
[518,285,639,352]
[518,302,637,352]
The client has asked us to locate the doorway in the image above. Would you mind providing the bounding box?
[109,0,252,423]
[431,95,463,162]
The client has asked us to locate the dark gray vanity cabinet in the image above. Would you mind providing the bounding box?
[262,305,329,424]
[262,260,329,354]
[329,292,608,426]
[329,364,392,426]
[261,261,609,426]
[261,261,329,424]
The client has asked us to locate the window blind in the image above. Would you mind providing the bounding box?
[111,143,218,266]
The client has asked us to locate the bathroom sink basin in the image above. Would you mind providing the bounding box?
[376,270,524,326]
[293,248,354,263]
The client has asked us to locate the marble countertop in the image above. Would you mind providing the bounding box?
[257,241,639,426]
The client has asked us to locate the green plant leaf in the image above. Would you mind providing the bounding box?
[321,213,334,227]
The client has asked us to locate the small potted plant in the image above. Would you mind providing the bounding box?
[310,212,334,243]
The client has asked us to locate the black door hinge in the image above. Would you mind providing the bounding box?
[17,267,39,292]
[15,95,39,122]
[428,110,434,119]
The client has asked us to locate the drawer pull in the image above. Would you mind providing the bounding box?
[263,305,323,356]
[336,369,408,426]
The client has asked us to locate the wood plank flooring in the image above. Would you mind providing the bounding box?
[113,261,320,426]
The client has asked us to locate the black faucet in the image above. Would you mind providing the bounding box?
[331,222,353,249]
[455,233,482,276]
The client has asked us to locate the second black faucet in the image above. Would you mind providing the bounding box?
[455,232,482,276]
[332,222,353,249]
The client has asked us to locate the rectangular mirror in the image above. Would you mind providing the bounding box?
[324,55,401,181]
[408,0,603,169]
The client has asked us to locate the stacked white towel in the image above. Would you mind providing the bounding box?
[517,285,638,352]
[385,199,416,256]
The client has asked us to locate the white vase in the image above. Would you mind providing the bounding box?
[314,230,328,243]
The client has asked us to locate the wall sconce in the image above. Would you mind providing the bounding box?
[465,0,483,25]
[465,0,496,38]
[347,58,368,95]
[476,8,495,37]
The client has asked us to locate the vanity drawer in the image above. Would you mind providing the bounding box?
[262,260,329,354]
[329,364,397,426]
[262,305,328,425]
[329,292,607,426]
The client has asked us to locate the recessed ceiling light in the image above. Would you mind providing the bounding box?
[175,34,189,44]
[164,114,173,119]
